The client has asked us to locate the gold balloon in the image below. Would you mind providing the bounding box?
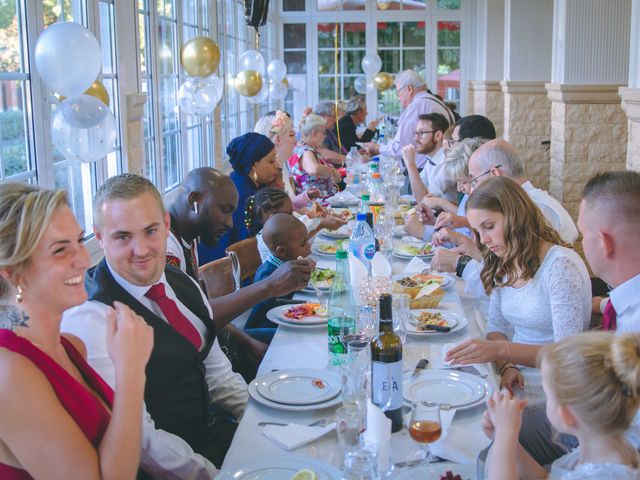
[374,72,394,91]
[56,80,110,106]
[282,78,289,89]
[181,36,221,77]
[234,70,263,97]
[377,0,391,9]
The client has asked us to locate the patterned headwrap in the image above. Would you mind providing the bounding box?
[226,132,275,175]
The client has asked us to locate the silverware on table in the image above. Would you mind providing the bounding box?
[394,456,446,468]
[476,433,494,479]
[257,419,327,428]
[411,358,429,378]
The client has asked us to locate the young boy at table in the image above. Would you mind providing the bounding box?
[246,213,312,329]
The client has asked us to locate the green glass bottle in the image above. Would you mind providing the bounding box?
[371,293,404,432]
[327,249,356,365]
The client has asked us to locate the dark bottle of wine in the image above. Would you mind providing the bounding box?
[370,293,403,432]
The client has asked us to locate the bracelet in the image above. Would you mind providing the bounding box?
[455,255,472,278]
[498,361,516,375]
[500,366,520,376]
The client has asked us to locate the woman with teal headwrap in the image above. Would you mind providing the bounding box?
[198,132,278,264]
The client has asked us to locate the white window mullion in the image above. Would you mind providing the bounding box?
[148,3,165,191]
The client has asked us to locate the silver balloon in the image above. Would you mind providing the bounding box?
[35,22,102,97]
[247,83,269,104]
[267,59,287,83]
[178,76,223,116]
[238,50,265,75]
[269,81,288,101]
[51,95,117,163]
[354,76,367,94]
[361,54,382,76]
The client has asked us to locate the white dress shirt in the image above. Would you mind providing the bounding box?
[379,91,454,166]
[61,262,249,480]
[521,181,578,244]
[611,273,640,334]
[418,147,457,203]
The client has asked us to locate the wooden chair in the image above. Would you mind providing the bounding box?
[198,256,235,299]
[226,237,262,282]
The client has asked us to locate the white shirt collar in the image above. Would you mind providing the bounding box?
[520,181,534,191]
[610,273,640,316]
[106,259,167,302]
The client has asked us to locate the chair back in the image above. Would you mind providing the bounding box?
[198,256,235,298]
[225,237,262,282]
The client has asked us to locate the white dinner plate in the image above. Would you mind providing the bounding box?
[217,457,342,480]
[256,369,341,405]
[394,464,476,480]
[392,272,455,290]
[320,227,352,240]
[248,378,343,411]
[403,370,492,410]
[266,305,328,329]
[393,244,435,260]
[405,310,468,336]
[327,195,359,207]
[312,243,342,257]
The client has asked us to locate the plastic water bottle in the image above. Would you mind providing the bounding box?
[349,213,376,273]
[346,147,360,172]
[368,172,385,224]
[359,193,370,215]
[327,249,356,365]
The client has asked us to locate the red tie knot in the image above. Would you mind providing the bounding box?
[145,283,167,302]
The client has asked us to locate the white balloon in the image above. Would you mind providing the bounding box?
[267,59,287,83]
[178,76,223,116]
[51,95,117,163]
[269,81,288,101]
[247,83,269,104]
[35,22,102,97]
[238,50,265,75]
[354,76,368,94]
[367,78,376,92]
[361,54,382,76]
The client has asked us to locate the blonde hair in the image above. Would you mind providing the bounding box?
[541,332,640,435]
[0,183,69,299]
[299,113,326,138]
[254,111,293,141]
[444,137,487,180]
[93,174,164,227]
[466,176,566,294]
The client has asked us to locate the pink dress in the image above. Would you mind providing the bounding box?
[0,330,114,479]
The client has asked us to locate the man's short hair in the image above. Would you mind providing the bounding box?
[93,173,164,227]
[313,101,337,117]
[418,113,449,134]
[475,141,525,178]
[455,115,496,140]
[394,70,426,90]
[582,171,640,225]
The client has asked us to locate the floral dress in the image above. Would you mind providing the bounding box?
[287,143,337,198]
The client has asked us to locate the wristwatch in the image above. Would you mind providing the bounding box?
[455,254,472,278]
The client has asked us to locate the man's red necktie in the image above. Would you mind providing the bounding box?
[602,299,617,331]
[145,283,202,349]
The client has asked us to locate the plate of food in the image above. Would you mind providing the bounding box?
[266,304,328,327]
[393,272,454,293]
[256,369,341,405]
[217,457,342,479]
[310,268,336,290]
[393,243,434,259]
[312,242,343,257]
[405,309,468,335]
[320,224,353,239]
[331,207,355,221]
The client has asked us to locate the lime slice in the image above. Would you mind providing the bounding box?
[290,469,318,480]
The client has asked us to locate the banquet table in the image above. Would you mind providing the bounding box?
[221,226,496,479]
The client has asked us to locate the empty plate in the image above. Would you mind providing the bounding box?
[403,370,492,410]
[256,369,341,406]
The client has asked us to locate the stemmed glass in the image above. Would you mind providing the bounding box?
[409,402,442,466]
[374,209,395,260]
[391,293,409,344]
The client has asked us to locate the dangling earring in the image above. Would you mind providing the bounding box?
[193,201,199,215]
[16,285,23,304]
[250,168,259,185]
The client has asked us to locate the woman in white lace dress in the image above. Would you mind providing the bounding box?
[483,332,640,480]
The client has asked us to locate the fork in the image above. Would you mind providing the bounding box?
[257,419,327,428]
[476,433,494,480]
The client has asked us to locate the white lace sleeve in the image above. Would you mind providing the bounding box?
[546,253,590,340]
[487,288,513,338]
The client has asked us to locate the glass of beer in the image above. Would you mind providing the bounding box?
[408,401,442,465]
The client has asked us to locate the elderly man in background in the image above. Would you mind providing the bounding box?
[360,70,454,167]
[337,96,381,151]
[313,100,347,164]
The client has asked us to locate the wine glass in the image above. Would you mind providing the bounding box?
[409,402,442,465]
[391,293,409,344]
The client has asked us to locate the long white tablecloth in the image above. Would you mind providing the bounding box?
[222,235,496,478]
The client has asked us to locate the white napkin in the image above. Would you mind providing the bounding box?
[431,426,491,464]
[261,422,336,451]
[349,253,368,305]
[363,399,391,473]
[415,282,440,299]
[402,257,429,274]
[441,342,488,371]
[371,252,392,278]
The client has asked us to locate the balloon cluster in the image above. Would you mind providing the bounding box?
[35,22,117,163]
[179,37,223,116]
[235,51,289,104]
[354,54,393,93]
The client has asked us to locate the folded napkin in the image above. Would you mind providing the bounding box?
[363,399,392,473]
[371,252,392,278]
[262,422,336,450]
[431,426,491,464]
[441,343,489,374]
[402,257,429,274]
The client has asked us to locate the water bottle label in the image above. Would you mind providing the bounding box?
[328,316,355,356]
[363,244,376,260]
[371,360,403,410]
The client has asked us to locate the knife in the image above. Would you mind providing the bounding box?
[411,358,429,378]
[425,324,452,332]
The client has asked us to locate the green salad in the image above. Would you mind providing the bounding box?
[398,244,433,256]
[310,268,336,289]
